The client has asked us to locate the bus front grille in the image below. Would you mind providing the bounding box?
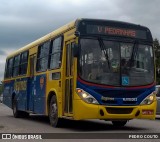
[106,107,133,114]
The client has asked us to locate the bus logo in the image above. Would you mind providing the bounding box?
[14,80,27,91]
[101,96,115,101]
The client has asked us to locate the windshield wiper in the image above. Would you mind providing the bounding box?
[129,40,138,68]
[98,38,110,69]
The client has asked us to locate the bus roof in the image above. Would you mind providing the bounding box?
[6,18,152,59]
[76,19,152,41]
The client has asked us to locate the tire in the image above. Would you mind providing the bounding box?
[12,98,29,118]
[13,98,21,118]
[49,95,61,127]
[112,120,127,127]
[21,111,29,118]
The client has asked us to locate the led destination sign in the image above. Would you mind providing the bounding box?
[86,25,147,39]
[99,27,135,37]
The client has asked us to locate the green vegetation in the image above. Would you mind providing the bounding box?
[154,38,160,84]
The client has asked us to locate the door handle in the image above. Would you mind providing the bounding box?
[59,81,61,87]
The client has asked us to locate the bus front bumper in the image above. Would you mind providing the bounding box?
[73,100,157,120]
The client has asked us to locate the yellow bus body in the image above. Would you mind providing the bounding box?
[3,19,156,127]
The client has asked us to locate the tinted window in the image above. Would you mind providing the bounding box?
[13,55,20,77]
[49,36,63,69]
[19,51,28,75]
[79,38,154,86]
[37,41,50,72]
[21,52,28,63]
[5,58,13,78]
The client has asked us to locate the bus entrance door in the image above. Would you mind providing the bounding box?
[64,41,75,116]
[28,54,36,112]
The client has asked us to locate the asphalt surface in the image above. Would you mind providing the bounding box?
[0,103,160,142]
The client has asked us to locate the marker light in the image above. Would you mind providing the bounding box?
[76,88,99,104]
[77,89,82,93]
[140,92,156,105]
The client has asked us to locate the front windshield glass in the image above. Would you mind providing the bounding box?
[79,38,154,86]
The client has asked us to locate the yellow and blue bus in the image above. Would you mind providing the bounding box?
[3,18,157,127]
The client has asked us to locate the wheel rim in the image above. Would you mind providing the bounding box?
[50,102,57,121]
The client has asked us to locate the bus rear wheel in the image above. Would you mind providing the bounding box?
[49,95,61,127]
[13,98,29,118]
[13,98,21,118]
[112,120,127,127]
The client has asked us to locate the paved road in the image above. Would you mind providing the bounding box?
[0,103,160,142]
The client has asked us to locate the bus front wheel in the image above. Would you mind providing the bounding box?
[49,95,61,127]
[112,120,127,127]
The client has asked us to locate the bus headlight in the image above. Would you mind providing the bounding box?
[140,92,156,105]
[76,88,99,104]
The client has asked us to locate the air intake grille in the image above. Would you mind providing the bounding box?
[106,107,133,114]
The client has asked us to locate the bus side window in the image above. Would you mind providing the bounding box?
[13,55,20,77]
[5,58,13,78]
[36,41,50,72]
[19,51,28,75]
[49,36,63,69]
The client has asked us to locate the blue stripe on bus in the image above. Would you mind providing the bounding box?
[77,80,155,106]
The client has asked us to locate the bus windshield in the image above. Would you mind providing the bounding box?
[79,38,154,86]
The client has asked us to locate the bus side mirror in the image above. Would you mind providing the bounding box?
[73,44,79,57]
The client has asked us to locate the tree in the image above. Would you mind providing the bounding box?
[153,38,160,84]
